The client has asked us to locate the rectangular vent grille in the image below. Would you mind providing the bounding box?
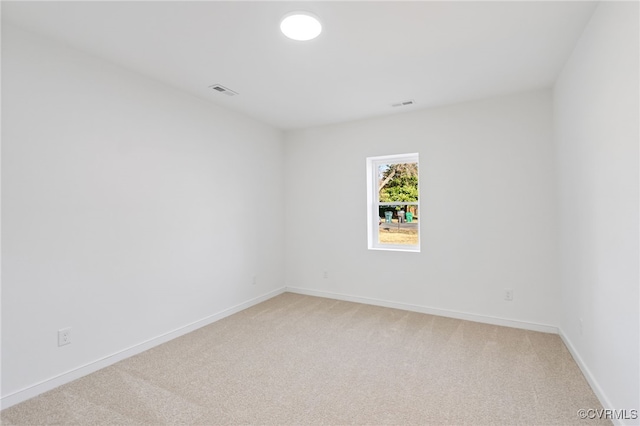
[392,100,415,107]
[209,84,238,96]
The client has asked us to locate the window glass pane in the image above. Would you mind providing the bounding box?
[378,204,419,246]
[378,162,419,203]
[367,153,419,251]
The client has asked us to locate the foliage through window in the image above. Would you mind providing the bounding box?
[367,153,420,251]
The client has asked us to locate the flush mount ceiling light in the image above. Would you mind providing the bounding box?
[280,12,322,41]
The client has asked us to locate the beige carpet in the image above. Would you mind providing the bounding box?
[1,292,607,425]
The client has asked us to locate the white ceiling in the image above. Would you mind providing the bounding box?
[2,1,598,130]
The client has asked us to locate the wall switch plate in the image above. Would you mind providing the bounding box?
[58,328,71,346]
[504,288,514,301]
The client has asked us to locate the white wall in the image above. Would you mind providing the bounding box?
[285,90,560,329]
[3,2,637,416]
[1,24,285,400]
[554,1,639,418]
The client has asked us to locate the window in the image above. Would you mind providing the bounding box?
[367,153,420,251]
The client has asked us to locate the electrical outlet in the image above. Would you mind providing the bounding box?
[58,328,71,346]
[323,271,328,279]
[252,275,257,285]
[579,318,583,336]
[504,288,514,301]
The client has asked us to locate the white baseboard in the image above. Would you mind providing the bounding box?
[558,329,628,425]
[5,285,620,424]
[285,286,558,334]
[0,287,286,410]
[286,287,632,423]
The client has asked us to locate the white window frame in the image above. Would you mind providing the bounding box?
[366,153,420,252]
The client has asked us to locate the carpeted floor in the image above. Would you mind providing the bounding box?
[1,292,608,425]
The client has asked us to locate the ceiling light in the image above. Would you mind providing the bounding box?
[280,12,322,41]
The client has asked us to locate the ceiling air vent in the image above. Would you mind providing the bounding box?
[392,100,415,108]
[209,84,238,96]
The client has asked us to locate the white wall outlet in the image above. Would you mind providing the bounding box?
[252,275,257,285]
[58,327,71,346]
[323,271,328,279]
[504,288,514,301]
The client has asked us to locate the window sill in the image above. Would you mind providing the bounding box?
[368,245,420,253]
